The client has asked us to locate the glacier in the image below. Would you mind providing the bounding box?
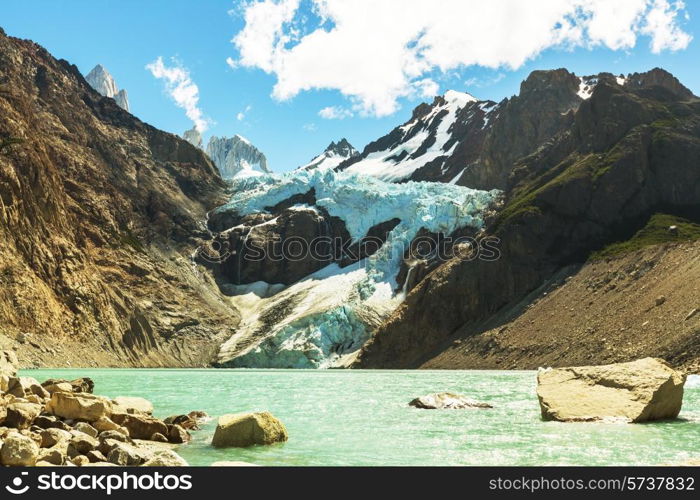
[213,169,500,368]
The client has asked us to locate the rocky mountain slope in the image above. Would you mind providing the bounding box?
[298,138,358,171]
[0,28,239,367]
[423,238,700,374]
[85,64,129,112]
[356,69,700,370]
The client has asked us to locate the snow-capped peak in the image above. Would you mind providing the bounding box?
[443,89,478,106]
[341,89,489,182]
[298,138,359,171]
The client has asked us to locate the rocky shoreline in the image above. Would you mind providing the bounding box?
[0,350,202,466]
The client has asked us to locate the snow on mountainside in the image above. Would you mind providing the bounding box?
[340,90,487,182]
[298,138,359,171]
[212,169,500,368]
[85,64,130,111]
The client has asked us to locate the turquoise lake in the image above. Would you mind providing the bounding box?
[21,369,700,466]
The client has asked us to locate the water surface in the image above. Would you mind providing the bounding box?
[23,369,700,466]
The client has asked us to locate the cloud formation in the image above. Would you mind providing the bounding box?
[230,0,692,117]
[237,104,252,121]
[318,105,353,119]
[146,57,208,132]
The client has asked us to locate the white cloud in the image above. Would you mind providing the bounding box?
[231,0,692,117]
[302,122,317,132]
[146,57,208,132]
[318,106,353,119]
[237,104,252,121]
[226,56,238,69]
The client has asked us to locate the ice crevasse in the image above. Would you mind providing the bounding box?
[213,169,500,368]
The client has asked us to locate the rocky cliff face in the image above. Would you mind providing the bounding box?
[206,135,270,179]
[85,64,130,112]
[0,28,239,367]
[299,138,358,171]
[356,68,700,369]
[182,126,203,149]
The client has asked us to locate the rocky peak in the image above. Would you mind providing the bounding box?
[300,138,359,171]
[183,126,203,149]
[205,135,270,179]
[519,68,581,96]
[85,64,130,111]
[625,67,695,99]
[326,138,358,158]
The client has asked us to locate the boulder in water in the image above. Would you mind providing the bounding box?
[537,357,686,422]
[409,392,493,409]
[211,411,288,448]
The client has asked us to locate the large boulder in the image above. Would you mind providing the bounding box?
[409,392,493,409]
[113,396,154,415]
[0,432,39,466]
[6,376,50,399]
[4,401,42,429]
[110,413,167,440]
[211,411,288,448]
[537,358,686,422]
[41,377,94,394]
[45,392,112,421]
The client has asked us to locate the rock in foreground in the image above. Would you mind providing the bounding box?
[537,358,686,422]
[409,392,493,409]
[211,412,287,448]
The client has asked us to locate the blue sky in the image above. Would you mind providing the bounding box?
[2,0,698,172]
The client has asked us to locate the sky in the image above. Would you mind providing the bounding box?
[1,0,698,172]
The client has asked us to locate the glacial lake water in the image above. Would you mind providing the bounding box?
[21,369,700,466]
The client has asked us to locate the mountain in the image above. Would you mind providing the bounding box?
[355,68,700,370]
[85,64,130,112]
[298,138,359,171]
[0,27,238,367]
[182,126,203,149]
[206,135,270,179]
[340,70,678,190]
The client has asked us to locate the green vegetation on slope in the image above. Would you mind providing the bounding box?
[590,213,700,260]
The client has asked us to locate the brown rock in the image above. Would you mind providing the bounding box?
[167,424,190,444]
[211,411,288,448]
[40,428,71,448]
[150,432,168,443]
[0,432,39,466]
[86,450,108,463]
[73,422,98,438]
[4,402,42,429]
[45,392,111,421]
[110,413,167,440]
[537,358,686,422]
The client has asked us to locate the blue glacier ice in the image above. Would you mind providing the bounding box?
[214,169,500,368]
